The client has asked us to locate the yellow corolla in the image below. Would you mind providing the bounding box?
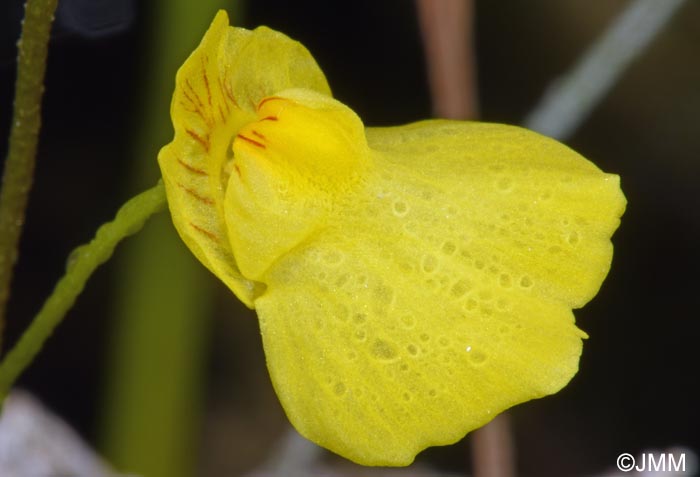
[158,10,626,466]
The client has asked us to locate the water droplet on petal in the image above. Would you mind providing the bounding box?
[441,241,457,255]
[370,339,398,361]
[496,177,513,192]
[499,273,512,288]
[392,200,409,217]
[334,382,346,396]
[469,350,487,365]
[450,279,472,298]
[421,254,439,273]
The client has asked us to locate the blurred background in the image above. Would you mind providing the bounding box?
[0,0,698,476]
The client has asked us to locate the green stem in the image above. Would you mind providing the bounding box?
[100,3,231,476]
[0,182,166,400]
[0,0,60,349]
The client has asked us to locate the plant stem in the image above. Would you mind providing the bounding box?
[471,414,516,477]
[525,0,687,141]
[99,3,231,476]
[0,182,166,401]
[0,0,59,351]
[415,0,479,119]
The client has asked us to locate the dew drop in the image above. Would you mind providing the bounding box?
[406,344,418,356]
[567,231,579,245]
[441,241,457,255]
[322,250,343,265]
[334,382,346,396]
[334,305,350,321]
[520,275,533,288]
[373,285,395,307]
[420,333,430,342]
[499,273,512,288]
[353,313,367,325]
[474,259,485,270]
[355,329,367,341]
[403,392,412,402]
[450,279,472,298]
[400,315,416,329]
[421,254,439,273]
[335,274,349,287]
[469,350,487,365]
[438,337,450,347]
[428,389,437,397]
[496,177,513,192]
[393,200,409,217]
[371,339,398,361]
[464,298,478,311]
[307,248,321,262]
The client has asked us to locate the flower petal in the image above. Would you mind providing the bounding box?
[225,89,370,279]
[366,121,626,308]
[251,120,624,465]
[158,11,331,306]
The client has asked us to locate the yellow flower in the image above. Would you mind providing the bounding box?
[158,11,625,466]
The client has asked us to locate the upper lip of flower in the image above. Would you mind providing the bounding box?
[157,10,332,307]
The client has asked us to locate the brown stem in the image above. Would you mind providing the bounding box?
[415,0,479,120]
[470,414,516,477]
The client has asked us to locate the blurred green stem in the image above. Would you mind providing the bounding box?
[0,183,166,401]
[99,2,233,476]
[0,0,59,351]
